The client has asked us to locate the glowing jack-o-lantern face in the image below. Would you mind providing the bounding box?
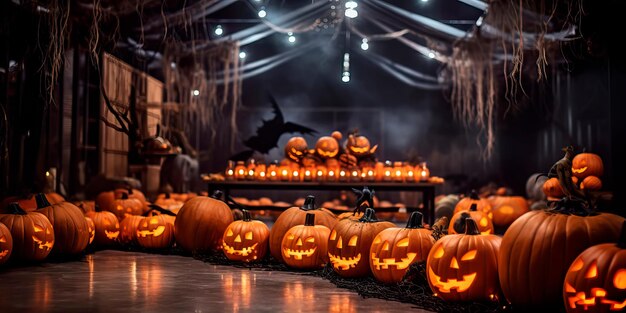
[0,223,13,264]
[108,194,144,221]
[448,207,494,236]
[222,210,269,262]
[369,212,434,284]
[86,211,120,246]
[315,136,339,159]
[0,204,55,261]
[563,233,626,313]
[571,152,604,179]
[281,213,330,269]
[85,217,95,245]
[426,219,502,302]
[32,224,54,251]
[284,137,308,162]
[328,208,394,278]
[136,215,174,249]
[346,135,375,157]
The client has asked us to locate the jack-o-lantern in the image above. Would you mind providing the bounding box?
[285,137,308,163]
[136,213,174,249]
[75,201,96,214]
[0,203,55,261]
[427,218,502,302]
[453,190,492,219]
[563,222,626,312]
[488,195,529,228]
[86,210,120,246]
[35,193,90,256]
[543,177,565,198]
[269,195,337,262]
[0,222,13,265]
[85,217,95,245]
[103,193,144,221]
[328,208,394,278]
[572,152,604,179]
[580,176,602,191]
[119,215,144,245]
[448,204,494,235]
[499,203,624,309]
[315,136,340,159]
[223,210,270,262]
[114,188,148,212]
[145,205,176,227]
[155,193,185,212]
[282,213,331,269]
[345,134,376,157]
[369,211,434,284]
[174,196,233,253]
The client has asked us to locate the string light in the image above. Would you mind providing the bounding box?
[428,51,436,59]
[214,25,223,36]
[361,38,369,50]
[342,52,350,83]
[288,32,296,43]
[345,1,358,18]
[239,51,247,59]
[258,7,267,18]
[192,90,200,96]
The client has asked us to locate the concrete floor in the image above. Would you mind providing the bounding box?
[0,250,433,313]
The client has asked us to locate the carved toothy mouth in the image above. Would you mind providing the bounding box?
[371,252,417,270]
[565,284,626,310]
[572,167,588,174]
[283,247,317,260]
[31,236,54,250]
[0,250,9,258]
[137,226,165,237]
[317,149,338,158]
[428,266,477,293]
[105,230,120,239]
[349,146,369,154]
[223,242,258,257]
[328,253,361,270]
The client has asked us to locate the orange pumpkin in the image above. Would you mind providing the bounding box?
[85,210,120,246]
[488,195,529,228]
[154,193,185,211]
[136,213,175,249]
[284,137,308,163]
[103,193,144,221]
[85,217,95,246]
[448,204,494,235]
[222,210,270,262]
[543,177,565,198]
[174,196,233,253]
[580,176,602,191]
[119,215,144,245]
[1,192,64,212]
[346,134,373,157]
[572,152,604,179]
[281,213,331,269]
[315,136,340,159]
[453,190,492,218]
[0,222,13,265]
[0,203,55,261]
[35,194,90,256]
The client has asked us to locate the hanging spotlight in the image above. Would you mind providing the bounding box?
[345,1,358,18]
[239,51,247,59]
[475,16,484,27]
[287,32,296,43]
[192,90,200,96]
[360,38,369,50]
[214,25,223,36]
[258,7,267,18]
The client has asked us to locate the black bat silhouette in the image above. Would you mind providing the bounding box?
[230,95,316,160]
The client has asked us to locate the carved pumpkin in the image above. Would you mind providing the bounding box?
[223,210,270,262]
[75,201,96,214]
[35,194,90,256]
[85,217,95,245]
[174,196,233,253]
[115,188,148,211]
[154,193,184,212]
[346,134,374,157]
[0,222,13,265]
[103,193,144,221]
[370,212,434,284]
[499,207,624,309]
[328,208,394,278]
[119,215,144,245]
[488,195,529,228]
[453,190,492,219]
[427,219,502,302]
[136,213,175,249]
[145,205,176,227]
[435,194,460,220]
[580,176,602,191]
[282,213,331,269]
[563,222,626,312]
[269,196,337,262]
[85,210,120,246]
[0,203,55,261]
[572,152,604,179]
[448,204,494,235]
[284,137,308,163]
[543,177,565,198]
[1,192,65,212]
[315,136,340,159]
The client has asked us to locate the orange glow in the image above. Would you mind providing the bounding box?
[428,266,477,293]
[614,269,626,289]
[570,258,584,271]
[586,261,598,278]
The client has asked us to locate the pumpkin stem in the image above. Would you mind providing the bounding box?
[469,203,478,212]
[618,221,626,249]
[405,211,424,229]
[469,190,480,200]
[146,204,177,216]
[120,193,129,200]
[242,210,252,222]
[7,202,27,215]
[464,218,481,235]
[165,192,171,199]
[211,190,224,200]
[304,213,315,226]
[127,188,133,195]
[35,193,52,209]
[358,208,379,223]
[301,195,316,211]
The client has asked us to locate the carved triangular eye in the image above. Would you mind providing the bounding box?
[479,218,488,227]
[570,258,584,272]
[614,269,626,289]
[396,238,409,247]
[586,261,598,278]
[226,229,234,237]
[287,234,295,240]
[150,218,159,225]
[372,236,381,245]
[0,236,5,243]
[330,230,337,241]
[433,246,444,259]
[306,237,315,243]
[245,232,253,240]
[34,225,44,232]
[461,250,477,261]
[348,235,358,246]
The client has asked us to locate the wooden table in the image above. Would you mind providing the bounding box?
[205,180,440,225]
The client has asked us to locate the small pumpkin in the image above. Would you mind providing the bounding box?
[115,188,148,212]
[346,134,375,157]
[369,211,434,284]
[563,221,626,312]
[572,152,604,179]
[328,208,394,278]
[453,190,492,219]
[0,203,55,261]
[427,219,502,302]
[269,195,337,262]
[136,212,175,249]
[448,204,494,235]
[315,136,340,159]
[35,193,90,256]
[543,177,565,198]
[580,176,602,191]
[281,213,331,269]
[222,210,270,262]
[85,209,120,246]
[85,217,95,245]
[174,196,233,253]
[154,193,184,212]
[284,136,308,163]
[0,222,13,265]
[488,195,529,228]
[103,193,144,221]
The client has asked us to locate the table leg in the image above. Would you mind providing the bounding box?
[423,187,435,226]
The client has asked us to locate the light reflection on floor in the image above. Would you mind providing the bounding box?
[0,250,431,313]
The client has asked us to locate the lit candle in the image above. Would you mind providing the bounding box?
[366,169,375,182]
[225,160,235,180]
[327,169,336,182]
[315,166,326,182]
[255,164,267,181]
[339,169,347,182]
[351,169,361,182]
[292,169,300,182]
[247,169,255,180]
[235,161,246,180]
[267,161,279,181]
[303,168,312,182]
[393,161,404,182]
[418,161,430,181]
[383,161,393,182]
[281,168,290,181]
[406,169,415,182]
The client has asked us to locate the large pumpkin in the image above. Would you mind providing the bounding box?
[448,204,494,235]
[223,210,270,262]
[499,205,624,309]
[174,196,233,253]
[269,195,337,262]
[136,213,175,249]
[0,203,55,262]
[369,211,434,284]
[572,152,604,179]
[427,219,502,302]
[328,208,394,278]
[35,193,90,256]
[488,195,529,228]
[563,222,626,313]
[454,190,492,218]
[284,136,308,163]
[85,210,120,246]
[281,213,331,269]
[0,222,13,265]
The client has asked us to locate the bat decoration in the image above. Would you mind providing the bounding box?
[230,94,316,160]
[352,186,376,209]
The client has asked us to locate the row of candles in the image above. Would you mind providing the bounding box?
[225,160,430,183]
